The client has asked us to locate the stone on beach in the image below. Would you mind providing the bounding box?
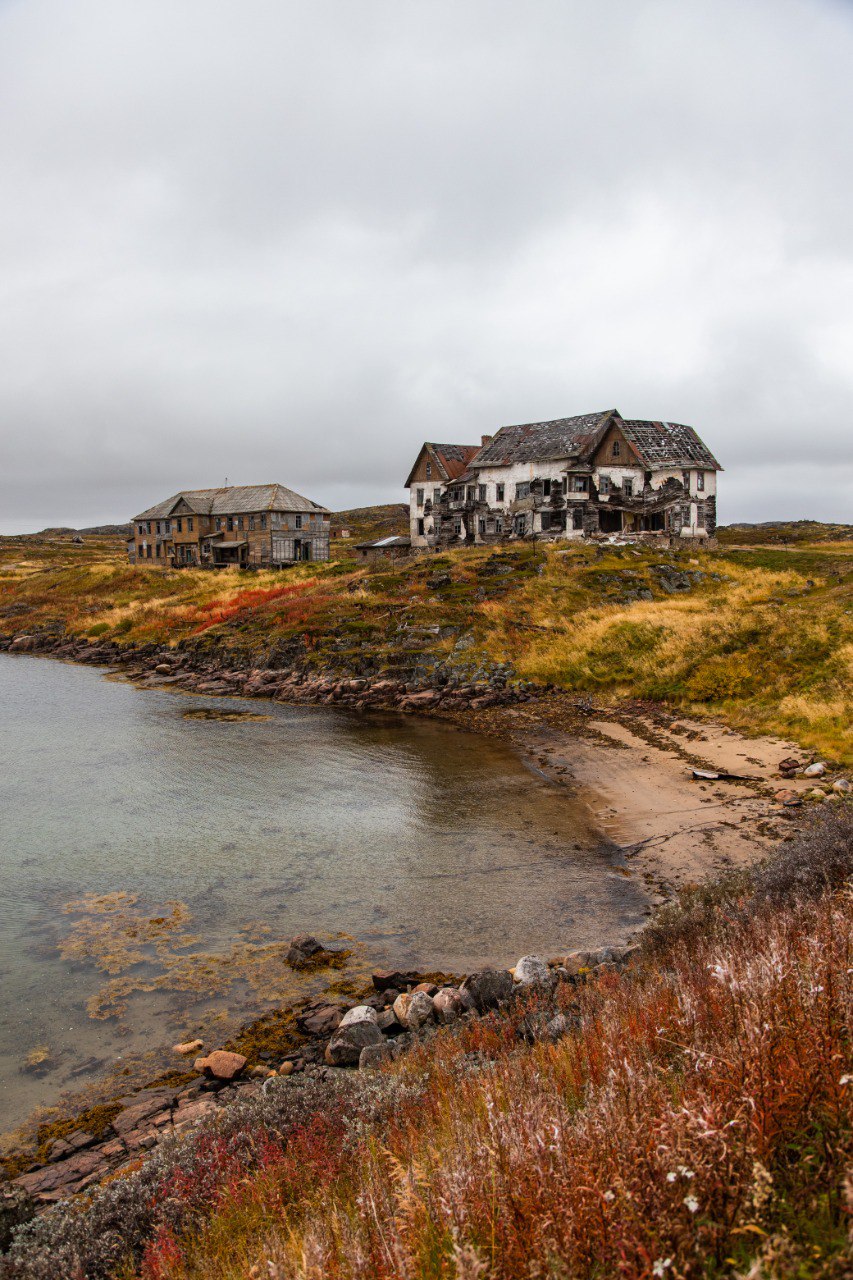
[392,992,412,1025]
[405,991,435,1029]
[193,1050,247,1082]
[513,955,554,988]
[433,988,464,1023]
[325,1019,384,1066]
[338,1005,378,1029]
[359,1042,395,1070]
[460,967,514,1012]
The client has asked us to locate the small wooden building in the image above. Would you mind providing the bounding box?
[354,535,412,563]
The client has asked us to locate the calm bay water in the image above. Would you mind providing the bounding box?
[0,654,646,1129]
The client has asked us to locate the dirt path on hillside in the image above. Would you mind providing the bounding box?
[452,695,825,904]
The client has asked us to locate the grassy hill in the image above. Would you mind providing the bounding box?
[0,532,851,764]
[330,503,408,544]
[718,520,853,546]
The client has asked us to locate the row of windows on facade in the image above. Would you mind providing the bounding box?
[416,469,707,508]
[426,502,704,539]
[137,512,322,537]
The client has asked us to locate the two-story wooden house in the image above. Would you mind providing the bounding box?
[130,484,330,567]
[405,411,721,547]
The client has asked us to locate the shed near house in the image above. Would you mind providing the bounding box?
[354,535,412,563]
[130,484,330,568]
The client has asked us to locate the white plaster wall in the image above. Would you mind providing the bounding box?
[408,484,441,546]
[652,467,717,497]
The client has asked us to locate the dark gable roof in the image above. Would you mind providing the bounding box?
[620,421,722,471]
[134,484,329,521]
[473,411,617,466]
[405,442,481,487]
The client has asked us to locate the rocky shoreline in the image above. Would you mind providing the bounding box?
[0,630,535,713]
[2,940,634,1234]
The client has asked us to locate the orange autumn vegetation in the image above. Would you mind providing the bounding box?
[126,835,852,1280]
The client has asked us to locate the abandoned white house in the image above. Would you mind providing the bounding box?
[130,484,330,567]
[405,410,721,549]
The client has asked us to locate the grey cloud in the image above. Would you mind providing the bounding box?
[0,0,852,531]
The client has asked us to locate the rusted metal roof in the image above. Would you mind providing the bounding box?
[405,443,481,487]
[134,484,329,521]
[473,411,616,466]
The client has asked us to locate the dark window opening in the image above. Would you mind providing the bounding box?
[542,479,551,497]
[623,479,633,498]
[478,484,487,502]
[612,440,621,457]
[572,508,584,530]
[496,483,505,502]
[416,488,424,506]
[515,482,530,500]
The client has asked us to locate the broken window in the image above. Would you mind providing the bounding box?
[417,518,425,536]
[543,478,551,497]
[514,514,527,535]
[453,517,462,535]
[515,482,530,500]
[573,476,589,493]
[416,488,424,506]
[697,506,706,528]
[478,518,486,534]
[227,516,234,531]
[540,511,552,531]
[572,508,584,530]
[295,514,303,529]
[260,514,267,530]
[496,483,505,502]
[598,475,610,495]
[623,479,633,498]
[425,461,432,479]
[249,515,255,530]
[612,440,621,457]
[478,484,487,502]
[697,472,705,491]
[176,518,182,532]
[495,516,503,533]
[682,470,691,490]
[216,517,223,531]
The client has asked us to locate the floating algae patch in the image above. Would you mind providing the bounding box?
[182,707,272,722]
[59,893,366,1023]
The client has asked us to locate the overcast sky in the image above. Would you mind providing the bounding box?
[1,0,851,532]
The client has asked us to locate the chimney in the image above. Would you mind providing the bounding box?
[481,434,493,446]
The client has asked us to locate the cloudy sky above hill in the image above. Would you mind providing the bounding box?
[1,0,851,531]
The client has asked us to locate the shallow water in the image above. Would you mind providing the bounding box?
[0,654,646,1129]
